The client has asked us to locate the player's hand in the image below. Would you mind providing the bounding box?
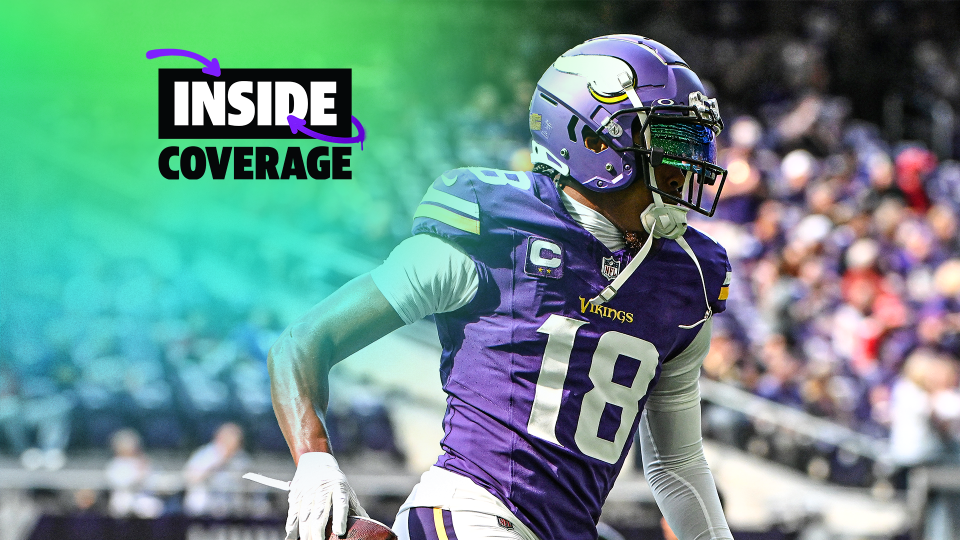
[286,452,368,540]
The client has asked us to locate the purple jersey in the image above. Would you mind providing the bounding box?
[411,168,730,540]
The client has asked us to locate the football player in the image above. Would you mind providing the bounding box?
[265,35,733,540]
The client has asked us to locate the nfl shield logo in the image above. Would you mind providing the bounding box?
[601,256,620,281]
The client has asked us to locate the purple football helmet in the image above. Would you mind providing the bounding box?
[530,35,727,217]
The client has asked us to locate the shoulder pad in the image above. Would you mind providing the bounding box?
[412,169,482,240]
[411,168,536,241]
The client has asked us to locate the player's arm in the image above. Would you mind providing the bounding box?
[267,233,477,540]
[267,274,402,539]
[270,231,477,457]
[639,319,733,540]
[269,273,404,460]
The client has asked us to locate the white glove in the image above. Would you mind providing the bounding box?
[286,452,367,540]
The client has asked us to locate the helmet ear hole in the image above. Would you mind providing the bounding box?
[567,116,579,142]
[581,126,608,154]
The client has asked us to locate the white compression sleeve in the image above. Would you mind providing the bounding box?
[640,319,732,540]
[369,234,479,325]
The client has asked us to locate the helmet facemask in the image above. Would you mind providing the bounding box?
[596,96,728,218]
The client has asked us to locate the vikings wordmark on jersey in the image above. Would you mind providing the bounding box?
[578,297,633,323]
[411,167,731,540]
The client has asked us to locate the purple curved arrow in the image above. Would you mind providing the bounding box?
[146,48,220,76]
[287,115,366,150]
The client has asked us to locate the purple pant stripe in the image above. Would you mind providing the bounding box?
[441,509,458,540]
[407,507,439,540]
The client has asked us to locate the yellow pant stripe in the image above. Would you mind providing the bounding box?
[433,507,450,540]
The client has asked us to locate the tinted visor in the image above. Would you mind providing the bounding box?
[649,122,717,170]
[641,118,727,216]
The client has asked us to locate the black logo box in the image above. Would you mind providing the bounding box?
[158,69,352,139]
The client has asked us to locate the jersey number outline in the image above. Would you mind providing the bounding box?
[527,314,659,463]
[467,167,532,191]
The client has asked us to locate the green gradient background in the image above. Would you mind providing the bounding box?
[0,1,573,325]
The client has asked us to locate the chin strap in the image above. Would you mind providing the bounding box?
[641,203,689,240]
[675,235,714,329]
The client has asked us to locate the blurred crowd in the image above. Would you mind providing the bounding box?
[695,116,960,485]
[0,225,403,470]
[99,423,274,518]
[660,1,960,486]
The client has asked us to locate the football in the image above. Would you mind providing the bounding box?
[325,516,398,540]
